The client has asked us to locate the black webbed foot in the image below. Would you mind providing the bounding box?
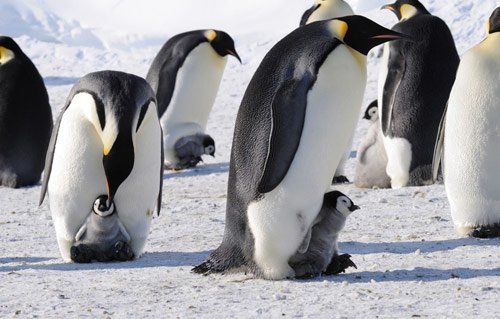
[471,224,500,238]
[324,254,357,275]
[70,244,94,263]
[332,175,350,184]
[107,241,135,261]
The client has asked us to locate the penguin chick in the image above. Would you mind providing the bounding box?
[354,101,391,188]
[71,196,134,263]
[289,191,359,279]
[167,134,215,170]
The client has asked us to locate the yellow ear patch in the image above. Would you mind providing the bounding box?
[400,4,418,20]
[0,46,15,64]
[487,19,491,35]
[204,30,217,43]
[329,20,349,41]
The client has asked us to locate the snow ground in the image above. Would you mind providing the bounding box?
[1,0,500,318]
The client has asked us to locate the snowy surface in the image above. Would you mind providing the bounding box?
[1,0,500,318]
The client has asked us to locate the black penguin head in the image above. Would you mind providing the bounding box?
[381,0,430,21]
[0,36,22,65]
[488,7,500,34]
[363,100,379,121]
[202,135,216,157]
[205,30,241,63]
[324,191,360,217]
[93,195,115,217]
[332,16,410,56]
[66,71,157,206]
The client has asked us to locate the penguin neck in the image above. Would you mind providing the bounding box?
[346,47,367,71]
[479,32,500,56]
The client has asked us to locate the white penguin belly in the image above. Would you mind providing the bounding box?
[444,43,500,234]
[247,47,366,279]
[161,43,227,165]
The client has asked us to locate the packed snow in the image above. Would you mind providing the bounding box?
[1,0,499,318]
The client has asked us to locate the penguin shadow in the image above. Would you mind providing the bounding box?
[43,76,80,86]
[164,162,230,179]
[340,237,500,255]
[0,250,210,272]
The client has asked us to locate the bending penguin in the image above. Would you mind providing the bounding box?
[300,0,355,184]
[354,100,391,189]
[433,7,500,238]
[39,71,164,262]
[193,16,406,279]
[301,0,354,26]
[0,36,53,188]
[378,0,459,188]
[289,191,359,279]
[146,30,241,170]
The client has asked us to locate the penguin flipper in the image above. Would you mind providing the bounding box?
[257,78,309,194]
[157,131,164,216]
[432,102,448,183]
[381,45,406,136]
[298,228,313,254]
[300,4,320,26]
[39,104,69,206]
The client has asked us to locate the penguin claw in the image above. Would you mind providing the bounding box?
[471,224,500,238]
[192,261,212,275]
[324,254,357,275]
[332,175,350,184]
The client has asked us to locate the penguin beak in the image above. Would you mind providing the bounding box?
[226,49,242,63]
[381,4,396,12]
[102,132,135,207]
[350,205,360,212]
[370,31,412,41]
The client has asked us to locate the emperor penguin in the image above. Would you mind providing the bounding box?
[378,0,459,188]
[39,71,163,262]
[300,0,354,26]
[193,16,406,280]
[354,101,391,189]
[146,30,240,170]
[433,7,500,238]
[300,0,355,184]
[289,191,359,279]
[0,36,53,188]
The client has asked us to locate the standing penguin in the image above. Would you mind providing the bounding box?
[0,36,53,188]
[354,100,391,189]
[146,30,240,170]
[300,0,355,184]
[300,0,354,26]
[433,8,500,238]
[193,16,406,279]
[378,0,459,188]
[39,71,163,262]
[289,190,359,279]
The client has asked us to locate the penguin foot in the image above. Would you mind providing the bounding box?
[324,254,357,275]
[192,261,213,275]
[165,157,203,171]
[471,224,500,238]
[70,244,94,263]
[109,241,135,261]
[332,175,350,184]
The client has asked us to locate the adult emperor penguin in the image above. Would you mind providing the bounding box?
[0,36,53,188]
[193,16,406,279]
[289,191,359,278]
[39,71,163,262]
[300,0,355,184]
[354,101,391,189]
[379,0,459,188]
[433,7,500,238]
[300,0,354,26]
[146,30,240,170]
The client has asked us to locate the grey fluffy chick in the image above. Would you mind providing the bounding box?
[166,133,215,170]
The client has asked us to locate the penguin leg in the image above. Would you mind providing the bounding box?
[108,241,135,261]
[323,254,357,275]
[383,137,412,189]
[70,244,94,263]
[471,224,500,238]
[408,165,434,186]
[192,243,245,275]
[291,258,325,279]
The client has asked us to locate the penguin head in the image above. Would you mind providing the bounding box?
[66,71,157,207]
[202,135,216,157]
[204,30,241,63]
[331,15,410,56]
[363,100,378,122]
[488,7,500,34]
[0,36,22,65]
[381,0,429,21]
[324,191,360,217]
[93,195,115,217]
